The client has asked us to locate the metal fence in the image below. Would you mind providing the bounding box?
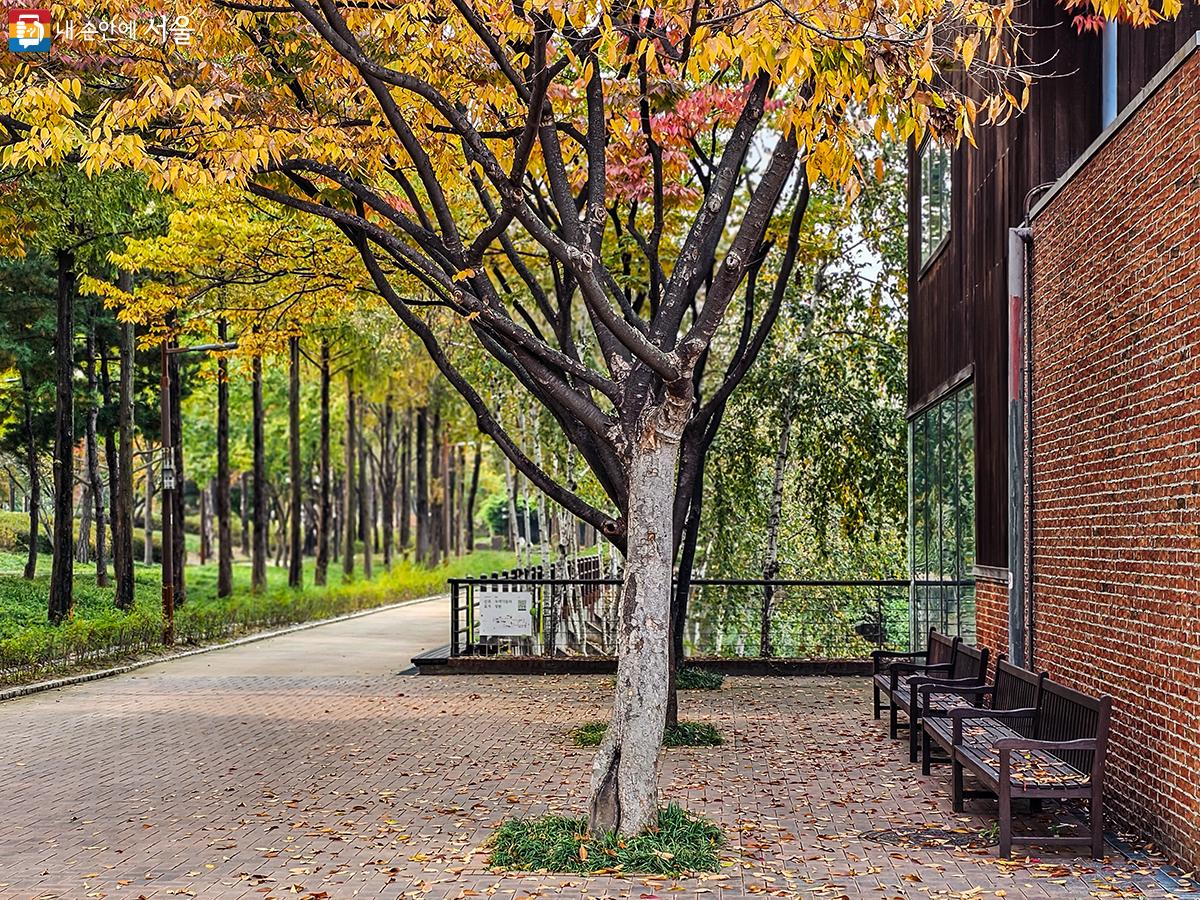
[447,564,955,659]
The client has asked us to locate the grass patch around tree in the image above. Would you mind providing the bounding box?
[571,720,723,748]
[488,803,723,875]
[676,667,725,690]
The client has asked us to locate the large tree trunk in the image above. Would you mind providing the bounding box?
[342,372,356,578]
[414,406,429,565]
[112,309,135,608]
[588,414,684,836]
[251,356,267,593]
[465,443,481,552]
[83,308,108,586]
[760,412,791,658]
[22,371,40,580]
[398,408,411,556]
[288,336,303,589]
[216,321,233,597]
[49,249,75,625]
[314,338,331,586]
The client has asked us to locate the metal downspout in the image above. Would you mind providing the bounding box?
[1007,227,1032,666]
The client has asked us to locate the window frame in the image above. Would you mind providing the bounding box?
[917,137,952,273]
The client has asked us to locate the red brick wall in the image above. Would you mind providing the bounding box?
[973,576,1008,657]
[1030,50,1200,867]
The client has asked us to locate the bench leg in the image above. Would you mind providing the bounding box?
[1090,789,1104,858]
[952,760,964,812]
[908,710,920,763]
[873,683,881,719]
[921,728,932,776]
[889,700,899,739]
[998,780,1012,858]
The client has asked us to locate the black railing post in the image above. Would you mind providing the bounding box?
[449,579,460,657]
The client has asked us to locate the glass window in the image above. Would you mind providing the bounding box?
[919,139,952,265]
[908,384,975,645]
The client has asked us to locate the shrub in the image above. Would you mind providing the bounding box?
[676,667,725,691]
[489,804,723,875]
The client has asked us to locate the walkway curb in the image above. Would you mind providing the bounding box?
[0,593,446,703]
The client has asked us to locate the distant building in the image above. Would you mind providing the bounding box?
[907,5,1200,866]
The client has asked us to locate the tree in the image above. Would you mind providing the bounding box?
[0,256,56,581]
[13,0,1093,835]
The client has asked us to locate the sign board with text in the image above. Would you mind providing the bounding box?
[476,586,534,637]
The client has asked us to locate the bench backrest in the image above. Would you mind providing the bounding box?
[949,642,989,682]
[993,660,1045,737]
[1036,679,1112,775]
[924,629,960,667]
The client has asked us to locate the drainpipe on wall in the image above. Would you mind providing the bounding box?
[1007,226,1032,667]
[1102,20,1119,127]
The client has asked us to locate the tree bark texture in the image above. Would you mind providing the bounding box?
[240,470,250,557]
[357,391,372,580]
[380,397,395,569]
[82,308,108,586]
[49,249,75,625]
[112,307,136,608]
[169,345,186,605]
[465,443,481,553]
[588,408,685,836]
[315,338,331,586]
[251,355,267,592]
[342,372,356,578]
[399,409,411,555]
[216,321,233,597]
[22,370,40,580]
[288,336,303,589]
[415,406,429,565]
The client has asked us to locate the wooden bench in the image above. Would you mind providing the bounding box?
[920,658,1039,777]
[926,668,1110,857]
[872,628,958,735]
[872,630,990,762]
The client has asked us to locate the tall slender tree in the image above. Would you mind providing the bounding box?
[250,355,267,593]
[288,335,303,588]
[314,338,332,585]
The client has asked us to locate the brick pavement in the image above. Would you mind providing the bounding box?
[0,631,1176,899]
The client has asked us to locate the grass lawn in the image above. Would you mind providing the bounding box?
[0,544,514,683]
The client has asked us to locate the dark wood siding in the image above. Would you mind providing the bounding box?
[907,5,1200,569]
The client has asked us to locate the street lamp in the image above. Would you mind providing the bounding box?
[160,339,237,645]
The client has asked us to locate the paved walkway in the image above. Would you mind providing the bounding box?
[0,599,1173,899]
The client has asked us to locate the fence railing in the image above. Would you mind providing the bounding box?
[447,565,964,660]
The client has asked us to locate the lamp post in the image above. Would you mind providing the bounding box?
[160,338,237,646]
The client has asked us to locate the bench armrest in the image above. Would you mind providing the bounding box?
[995,737,1098,752]
[889,660,950,690]
[950,706,1038,743]
[871,649,927,673]
[918,680,992,714]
